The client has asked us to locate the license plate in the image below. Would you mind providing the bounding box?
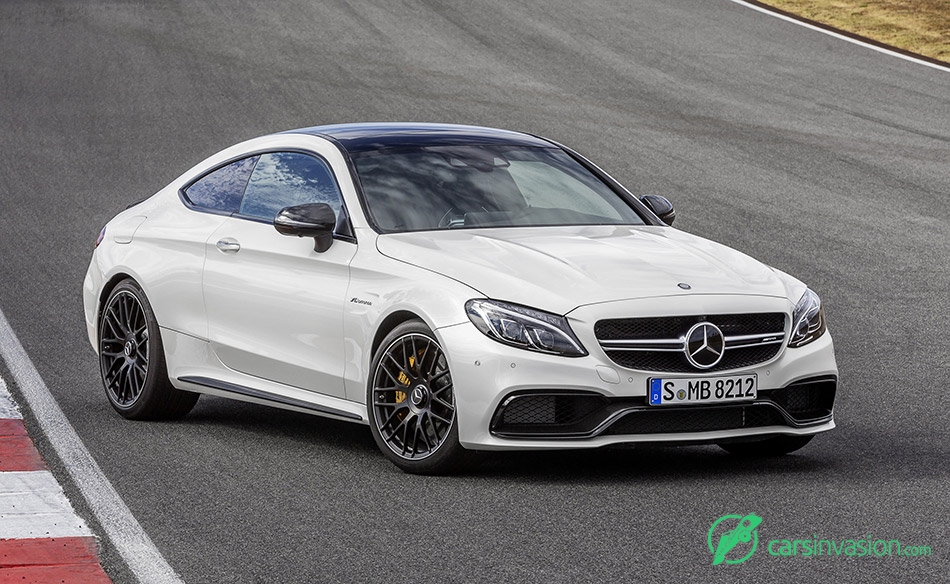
[648,374,757,406]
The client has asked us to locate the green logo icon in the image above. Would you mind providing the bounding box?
[708,513,762,565]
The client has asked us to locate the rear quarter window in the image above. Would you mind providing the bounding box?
[183,156,259,213]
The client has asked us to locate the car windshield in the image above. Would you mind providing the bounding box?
[352,145,646,232]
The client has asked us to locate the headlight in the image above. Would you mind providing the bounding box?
[788,288,826,348]
[465,299,587,357]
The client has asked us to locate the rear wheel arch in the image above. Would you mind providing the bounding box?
[98,277,198,419]
[97,272,137,334]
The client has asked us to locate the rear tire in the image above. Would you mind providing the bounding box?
[718,434,814,457]
[99,279,198,420]
[367,320,476,474]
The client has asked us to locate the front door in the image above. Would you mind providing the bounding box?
[201,150,356,397]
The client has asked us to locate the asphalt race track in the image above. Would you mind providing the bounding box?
[1,1,948,582]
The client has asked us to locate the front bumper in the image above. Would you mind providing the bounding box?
[490,375,835,438]
[439,305,838,451]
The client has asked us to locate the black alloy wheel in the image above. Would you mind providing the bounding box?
[99,279,198,419]
[368,320,474,474]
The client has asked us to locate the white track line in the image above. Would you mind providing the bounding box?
[727,0,950,73]
[0,307,184,584]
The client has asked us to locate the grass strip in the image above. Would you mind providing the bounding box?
[760,0,950,63]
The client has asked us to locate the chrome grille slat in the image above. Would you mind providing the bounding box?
[595,313,786,373]
[599,338,683,348]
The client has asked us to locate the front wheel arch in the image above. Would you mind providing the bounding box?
[366,319,476,474]
[370,310,425,358]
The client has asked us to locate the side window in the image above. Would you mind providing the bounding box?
[239,152,343,221]
[183,156,259,213]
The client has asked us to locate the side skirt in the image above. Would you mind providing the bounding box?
[178,375,363,422]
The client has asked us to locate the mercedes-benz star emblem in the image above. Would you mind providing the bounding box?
[685,322,725,369]
[410,385,428,407]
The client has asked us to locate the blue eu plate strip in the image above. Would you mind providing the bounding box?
[649,378,663,405]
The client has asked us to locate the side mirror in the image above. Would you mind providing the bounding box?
[639,195,676,226]
[274,203,336,252]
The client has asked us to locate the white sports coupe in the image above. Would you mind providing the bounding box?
[83,123,837,473]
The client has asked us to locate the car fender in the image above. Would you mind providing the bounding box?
[342,231,482,403]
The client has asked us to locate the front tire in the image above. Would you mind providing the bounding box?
[718,434,814,457]
[99,279,198,420]
[367,320,474,474]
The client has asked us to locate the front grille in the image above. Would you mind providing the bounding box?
[595,313,786,373]
[601,403,786,435]
[602,345,782,373]
[595,313,785,340]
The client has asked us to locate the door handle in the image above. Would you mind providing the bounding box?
[216,238,241,253]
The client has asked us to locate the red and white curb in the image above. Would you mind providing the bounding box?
[0,375,112,583]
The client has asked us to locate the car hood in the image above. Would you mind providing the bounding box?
[376,225,790,315]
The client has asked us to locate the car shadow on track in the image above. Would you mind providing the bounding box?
[173,396,379,455]
[476,445,830,483]
[165,397,826,481]
[474,426,949,484]
[164,397,947,483]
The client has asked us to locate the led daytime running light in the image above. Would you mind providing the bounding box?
[788,289,826,348]
[465,299,587,357]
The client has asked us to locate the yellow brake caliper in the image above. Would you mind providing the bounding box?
[394,355,415,404]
